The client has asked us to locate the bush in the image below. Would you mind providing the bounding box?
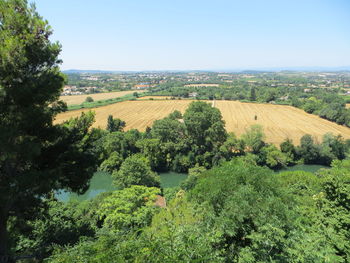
[85,96,94,103]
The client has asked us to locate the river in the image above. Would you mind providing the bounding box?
[56,171,188,202]
[57,164,328,202]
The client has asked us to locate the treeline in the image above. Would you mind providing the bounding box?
[294,93,350,127]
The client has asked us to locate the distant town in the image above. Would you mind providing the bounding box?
[61,71,350,97]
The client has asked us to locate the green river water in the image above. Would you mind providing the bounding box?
[56,171,188,202]
[57,164,328,202]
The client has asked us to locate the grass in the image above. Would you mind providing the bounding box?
[67,94,137,110]
[61,90,145,106]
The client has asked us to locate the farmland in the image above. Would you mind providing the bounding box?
[55,100,350,145]
[215,101,350,145]
[55,100,192,131]
[60,90,143,106]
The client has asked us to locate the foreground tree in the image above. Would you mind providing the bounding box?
[241,124,265,153]
[96,186,160,231]
[0,0,97,257]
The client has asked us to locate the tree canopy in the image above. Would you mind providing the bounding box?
[0,0,97,257]
[112,154,160,189]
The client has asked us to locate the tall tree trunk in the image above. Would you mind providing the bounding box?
[0,210,9,259]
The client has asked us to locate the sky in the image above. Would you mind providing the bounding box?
[33,0,350,71]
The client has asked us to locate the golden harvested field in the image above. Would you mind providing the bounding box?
[55,100,350,145]
[60,91,142,106]
[215,101,350,145]
[346,104,350,109]
[55,100,193,131]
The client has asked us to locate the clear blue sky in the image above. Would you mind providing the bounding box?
[33,0,350,71]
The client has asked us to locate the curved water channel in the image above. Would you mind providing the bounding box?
[56,171,188,202]
[56,164,328,202]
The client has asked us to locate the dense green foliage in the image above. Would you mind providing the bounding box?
[96,185,160,231]
[112,154,160,189]
[0,0,97,258]
[45,159,350,263]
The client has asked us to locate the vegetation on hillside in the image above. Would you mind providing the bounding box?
[2,1,350,262]
[0,0,98,257]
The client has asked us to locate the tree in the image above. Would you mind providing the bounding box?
[96,186,160,231]
[302,97,322,114]
[99,151,123,173]
[15,199,95,259]
[106,115,126,132]
[168,110,182,120]
[189,157,342,261]
[219,132,245,158]
[280,138,297,161]
[263,89,276,103]
[249,87,256,101]
[180,165,206,191]
[0,1,97,257]
[189,157,296,262]
[315,160,350,261]
[141,196,223,262]
[260,144,289,169]
[151,117,186,144]
[297,134,319,164]
[112,154,160,189]
[241,125,265,153]
[85,96,94,103]
[136,138,166,170]
[320,133,347,165]
[183,101,227,153]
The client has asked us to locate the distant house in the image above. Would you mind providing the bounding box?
[133,84,150,90]
[303,88,312,93]
[184,84,219,87]
[278,95,289,101]
[188,92,198,98]
[82,76,98,81]
[278,95,289,100]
